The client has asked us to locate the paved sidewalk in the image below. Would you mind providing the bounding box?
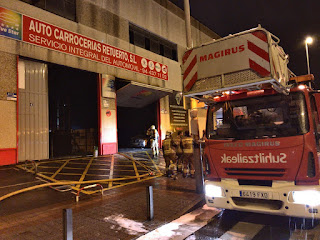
[0,153,206,240]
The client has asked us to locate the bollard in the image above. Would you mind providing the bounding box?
[63,209,73,240]
[194,141,204,194]
[146,186,154,220]
[190,109,204,194]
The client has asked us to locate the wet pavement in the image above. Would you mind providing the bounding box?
[1,150,320,239]
[0,150,204,240]
[187,209,320,240]
[0,174,202,239]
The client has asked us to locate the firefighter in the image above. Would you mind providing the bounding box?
[173,131,183,173]
[146,125,159,157]
[162,131,177,178]
[182,130,195,178]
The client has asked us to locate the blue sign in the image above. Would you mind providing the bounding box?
[0,6,22,40]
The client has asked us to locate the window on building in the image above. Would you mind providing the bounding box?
[150,39,160,55]
[129,30,134,44]
[134,31,145,49]
[20,0,76,21]
[145,38,150,51]
[160,44,164,56]
[129,23,178,61]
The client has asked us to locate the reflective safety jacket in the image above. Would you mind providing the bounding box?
[182,136,193,154]
[147,128,159,140]
[162,138,175,155]
[173,136,183,154]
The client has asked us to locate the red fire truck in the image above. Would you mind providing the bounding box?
[182,26,320,219]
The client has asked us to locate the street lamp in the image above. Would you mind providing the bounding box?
[305,36,313,74]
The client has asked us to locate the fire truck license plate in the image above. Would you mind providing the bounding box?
[239,191,270,199]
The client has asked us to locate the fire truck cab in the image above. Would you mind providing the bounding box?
[182,26,320,219]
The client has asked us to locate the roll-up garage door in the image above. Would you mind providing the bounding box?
[18,59,49,162]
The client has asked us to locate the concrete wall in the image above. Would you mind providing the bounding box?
[0,0,219,92]
[0,101,16,149]
[159,96,171,141]
[0,0,219,162]
[83,0,219,62]
[0,52,16,101]
[0,52,17,150]
[0,0,218,92]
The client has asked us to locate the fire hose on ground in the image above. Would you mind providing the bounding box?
[24,160,38,174]
[0,173,158,203]
[76,184,103,202]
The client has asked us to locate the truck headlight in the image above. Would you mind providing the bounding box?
[205,185,224,198]
[292,190,320,206]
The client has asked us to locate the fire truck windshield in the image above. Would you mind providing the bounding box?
[207,92,309,140]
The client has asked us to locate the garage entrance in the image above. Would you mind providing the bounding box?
[116,79,171,149]
[48,64,99,158]
[117,102,158,148]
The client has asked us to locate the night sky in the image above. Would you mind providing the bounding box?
[170,0,320,88]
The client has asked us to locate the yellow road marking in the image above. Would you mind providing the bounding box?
[87,174,162,195]
[53,172,83,176]
[17,165,38,175]
[17,166,162,198]
[37,171,84,176]
[51,160,70,179]
[37,166,60,169]
[28,171,82,192]
[132,156,140,181]
[108,155,115,188]
[0,173,157,201]
[39,169,138,175]
[104,169,136,172]
[37,172,56,175]
[85,174,109,177]
[65,162,130,166]
[67,162,94,165]
[120,153,155,172]
[113,165,140,168]
[76,157,94,188]
[75,173,161,195]
[145,151,161,173]
[33,156,92,165]
[89,163,135,167]
[42,166,87,170]
[17,152,163,196]
[89,163,111,166]
[145,151,153,160]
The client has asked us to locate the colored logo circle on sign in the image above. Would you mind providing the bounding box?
[106,110,111,117]
[148,61,154,70]
[162,65,167,74]
[155,63,161,72]
[141,58,147,68]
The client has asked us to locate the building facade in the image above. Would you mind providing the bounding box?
[0,0,219,165]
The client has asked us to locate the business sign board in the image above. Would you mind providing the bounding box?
[7,92,17,101]
[169,91,188,131]
[0,6,168,81]
[0,6,22,40]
